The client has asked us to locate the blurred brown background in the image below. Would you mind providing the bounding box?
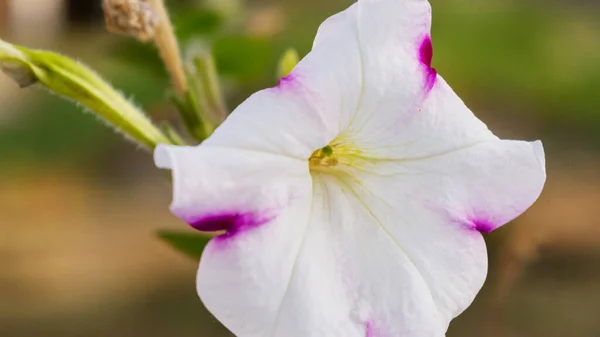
[1,0,599,336]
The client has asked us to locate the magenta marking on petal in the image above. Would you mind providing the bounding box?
[365,320,385,337]
[189,213,243,232]
[419,35,437,91]
[189,211,275,239]
[272,71,304,93]
[419,36,433,67]
[278,73,295,87]
[273,72,299,92]
[470,218,496,233]
[365,320,375,337]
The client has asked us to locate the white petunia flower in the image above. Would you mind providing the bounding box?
[154,0,546,336]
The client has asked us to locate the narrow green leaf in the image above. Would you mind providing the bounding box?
[0,40,172,149]
[193,53,228,125]
[169,84,212,141]
[156,230,212,260]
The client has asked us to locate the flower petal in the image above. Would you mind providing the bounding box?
[356,0,435,101]
[154,145,309,235]
[201,85,332,159]
[268,175,446,336]
[205,0,481,161]
[415,140,546,233]
[196,173,446,337]
[303,0,438,135]
[291,0,495,160]
[341,139,545,327]
[186,139,544,336]
[203,3,363,158]
[349,76,496,161]
[154,0,547,335]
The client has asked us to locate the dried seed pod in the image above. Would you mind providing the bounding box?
[102,0,159,42]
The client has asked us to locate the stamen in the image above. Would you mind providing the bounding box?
[309,145,339,169]
[309,139,364,172]
[321,145,333,157]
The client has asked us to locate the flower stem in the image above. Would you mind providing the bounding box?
[147,0,188,96]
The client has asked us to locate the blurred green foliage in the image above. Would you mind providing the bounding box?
[174,8,224,41]
[213,36,275,80]
[431,0,600,132]
[1,0,599,167]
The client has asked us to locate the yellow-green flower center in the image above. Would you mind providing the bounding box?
[309,137,365,174]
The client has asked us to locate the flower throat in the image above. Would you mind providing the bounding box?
[309,138,365,173]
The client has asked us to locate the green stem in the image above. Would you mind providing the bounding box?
[194,55,228,125]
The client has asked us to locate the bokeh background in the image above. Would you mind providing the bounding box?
[1,0,599,336]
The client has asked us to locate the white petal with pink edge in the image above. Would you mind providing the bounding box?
[155,0,546,336]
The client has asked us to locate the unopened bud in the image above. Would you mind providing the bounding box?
[277,48,300,79]
[0,39,172,149]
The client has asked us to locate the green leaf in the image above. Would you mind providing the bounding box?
[157,230,212,260]
[0,40,172,149]
[169,82,212,141]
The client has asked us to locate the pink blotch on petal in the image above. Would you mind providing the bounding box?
[438,205,499,234]
[418,35,437,91]
[419,36,433,67]
[188,211,276,240]
[365,320,379,337]
[275,72,302,92]
[469,217,497,233]
[278,73,295,87]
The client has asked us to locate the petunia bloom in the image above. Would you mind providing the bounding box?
[154,0,546,336]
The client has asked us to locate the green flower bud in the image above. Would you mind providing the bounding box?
[0,40,172,149]
[277,48,299,79]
